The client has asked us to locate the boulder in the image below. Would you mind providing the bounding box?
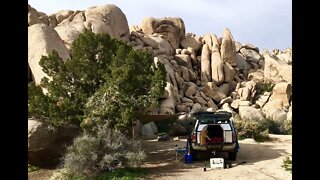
[202,33,215,50]
[235,42,243,52]
[185,82,197,98]
[28,24,70,85]
[84,4,130,41]
[207,99,218,111]
[223,62,236,83]
[149,36,174,55]
[176,104,190,113]
[28,119,80,167]
[169,124,188,136]
[188,69,197,82]
[218,97,233,107]
[201,44,212,83]
[54,23,86,50]
[181,35,202,52]
[239,100,251,106]
[248,69,264,83]
[242,43,259,52]
[181,100,194,108]
[141,122,158,136]
[230,99,241,109]
[264,108,287,122]
[255,93,271,108]
[180,66,190,82]
[174,54,193,69]
[211,33,225,85]
[28,5,47,26]
[287,106,292,121]
[276,48,292,65]
[140,17,185,49]
[219,103,234,113]
[203,82,226,102]
[218,83,231,97]
[191,103,206,112]
[139,35,160,49]
[54,10,74,24]
[193,94,207,106]
[263,52,292,84]
[220,28,237,66]
[270,82,292,106]
[159,82,178,114]
[236,53,251,70]
[239,106,265,121]
[240,48,261,62]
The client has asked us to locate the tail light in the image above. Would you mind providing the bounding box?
[192,133,196,143]
[232,132,236,142]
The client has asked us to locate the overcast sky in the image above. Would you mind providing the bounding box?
[28,0,292,51]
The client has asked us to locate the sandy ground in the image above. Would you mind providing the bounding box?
[140,134,292,180]
[28,134,292,180]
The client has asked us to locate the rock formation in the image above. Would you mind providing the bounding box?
[28,3,293,164]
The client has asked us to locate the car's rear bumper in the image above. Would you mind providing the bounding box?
[192,143,236,152]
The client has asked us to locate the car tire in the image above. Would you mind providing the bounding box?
[228,151,237,161]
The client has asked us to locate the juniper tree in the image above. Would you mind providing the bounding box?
[28,29,166,132]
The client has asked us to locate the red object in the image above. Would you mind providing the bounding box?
[232,132,236,142]
[192,133,197,143]
[208,137,223,143]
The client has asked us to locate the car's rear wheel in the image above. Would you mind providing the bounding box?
[228,151,237,161]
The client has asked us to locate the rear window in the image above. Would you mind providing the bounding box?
[198,116,231,124]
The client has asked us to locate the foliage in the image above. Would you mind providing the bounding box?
[28,164,40,173]
[60,124,146,177]
[283,119,292,135]
[28,29,166,131]
[282,156,292,173]
[233,116,270,142]
[256,82,275,95]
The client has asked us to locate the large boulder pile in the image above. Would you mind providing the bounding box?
[28,3,292,147]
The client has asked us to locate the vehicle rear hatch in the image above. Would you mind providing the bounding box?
[198,123,233,145]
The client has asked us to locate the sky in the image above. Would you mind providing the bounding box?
[28,0,292,51]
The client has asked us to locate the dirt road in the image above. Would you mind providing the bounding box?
[140,134,292,180]
[28,134,292,180]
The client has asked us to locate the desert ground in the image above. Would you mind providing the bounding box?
[28,134,292,180]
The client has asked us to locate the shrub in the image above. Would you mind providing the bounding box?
[256,82,275,95]
[282,156,292,173]
[233,115,270,142]
[60,124,146,176]
[28,164,40,173]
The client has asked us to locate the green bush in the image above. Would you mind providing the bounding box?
[60,124,146,177]
[234,117,270,142]
[282,156,292,173]
[28,164,40,173]
[256,82,275,95]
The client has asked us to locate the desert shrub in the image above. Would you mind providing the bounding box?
[60,124,146,176]
[28,164,40,173]
[283,119,292,135]
[233,115,270,142]
[282,156,292,173]
[256,82,275,95]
